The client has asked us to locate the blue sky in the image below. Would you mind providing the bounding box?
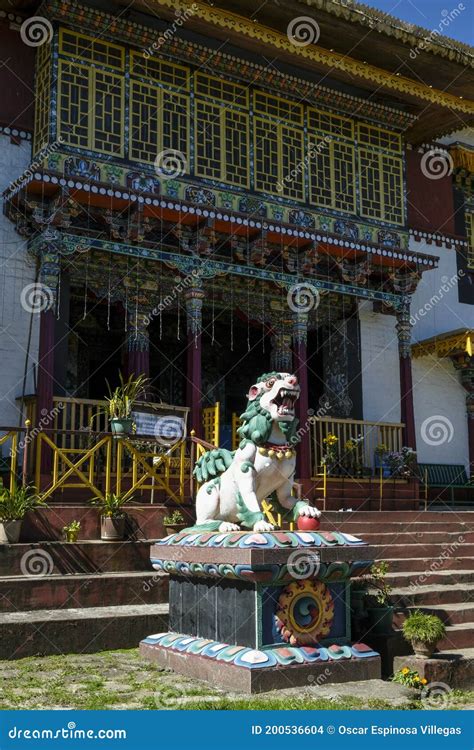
[363,0,474,45]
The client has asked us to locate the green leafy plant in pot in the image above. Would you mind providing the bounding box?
[364,561,394,634]
[91,493,129,540]
[93,373,149,437]
[163,509,186,536]
[0,485,46,543]
[402,609,446,659]
[63,520,81,543]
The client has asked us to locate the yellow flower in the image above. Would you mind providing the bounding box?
[402,667,410,675]
[414,675,420,682]
[421,678,428,685]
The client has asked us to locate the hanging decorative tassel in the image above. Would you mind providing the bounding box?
[83,252,89,320]
[211,278,215,345]
[107,256,112,331]
[230,278,234,352]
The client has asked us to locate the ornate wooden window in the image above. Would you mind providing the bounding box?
[254,91,304,200]
[357,124,404,225]
[308,109,356,213]
[129,54,189,165]
[58,30,124,156]
[194,74,249,187]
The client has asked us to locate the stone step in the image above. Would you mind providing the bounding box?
[369,543,474,559]
[390,583,473,607]
[323,521,474,534]
[438,623,474,651]
[0,571,168,611]
[0,541,152,576]
[394,602,474,627]
[386,569,474,587]
[321,511,474,523]
[0,603,169,660]
[357,531,474,544]
[382,557,474,573]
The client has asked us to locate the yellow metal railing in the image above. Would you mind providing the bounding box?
[0,430,19,492]
[309,416,404,478]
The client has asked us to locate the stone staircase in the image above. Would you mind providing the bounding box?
[1,509,473,669]
[324,510,474,670]
[0,540,168,660]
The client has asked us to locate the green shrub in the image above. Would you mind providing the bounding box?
[402,610,446,644]
[0,486,45,521]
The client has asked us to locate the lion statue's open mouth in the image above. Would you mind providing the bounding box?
[191,372,320,534]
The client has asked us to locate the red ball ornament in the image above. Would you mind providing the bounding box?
[297,515,320,531]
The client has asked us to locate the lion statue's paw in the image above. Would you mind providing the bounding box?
[298,504,321,518]
[219,521,241,532]
[253,520,275,533]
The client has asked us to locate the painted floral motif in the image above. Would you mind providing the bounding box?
[275,580,334,646]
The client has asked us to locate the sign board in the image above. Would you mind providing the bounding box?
[131,408,186,444]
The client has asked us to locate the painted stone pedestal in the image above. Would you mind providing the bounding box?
[140,529,381,693]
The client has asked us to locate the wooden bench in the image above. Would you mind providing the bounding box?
[418,463,472,506]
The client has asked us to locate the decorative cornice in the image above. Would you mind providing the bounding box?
[144,0,474,115]
[409,228,468,250]
[412,330,473,359]
[0,125,32,142]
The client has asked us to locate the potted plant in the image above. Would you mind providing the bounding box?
[163,509,186,536]
[402,610,446,659]
[387,446,417,479]
[91,493,129,540]
[63,520,81,543]
[321,433,339,475]
[92,372,149,437]
[365,561,394,634]
[0,485,46,543]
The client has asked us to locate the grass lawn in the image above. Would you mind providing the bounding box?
[0,649,472,710]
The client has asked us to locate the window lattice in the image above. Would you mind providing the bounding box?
[33,41,51,154]
[58,61,90,149]
[130,52,189,89]
[359,149,403,224]
[59,29,124,70]
[58,61,124,155]
[308,109,353,139]
[254,90,303,125]
[195,73,247,107]
[254,118,304,200]
[129,81,188,164]
[309,140,355,213]
[195,89,249,187]
[357,123,401,153]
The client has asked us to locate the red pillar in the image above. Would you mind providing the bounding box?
[396,304,417,449]
[468,410,474,480]
[292,312,312,497]
[399,355,417,449]
[185,285,205,435]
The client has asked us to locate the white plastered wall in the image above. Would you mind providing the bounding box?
[0,132,39,428]
[359,301,401,423]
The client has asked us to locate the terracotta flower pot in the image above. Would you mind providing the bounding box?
[101,515,125,540]
[411,639,437,659]
[0,520,22,544]
[164,523,187,537]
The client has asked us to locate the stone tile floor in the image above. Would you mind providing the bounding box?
[0,650,473,710]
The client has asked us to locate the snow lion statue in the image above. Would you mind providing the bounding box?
[193,372,320,533]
